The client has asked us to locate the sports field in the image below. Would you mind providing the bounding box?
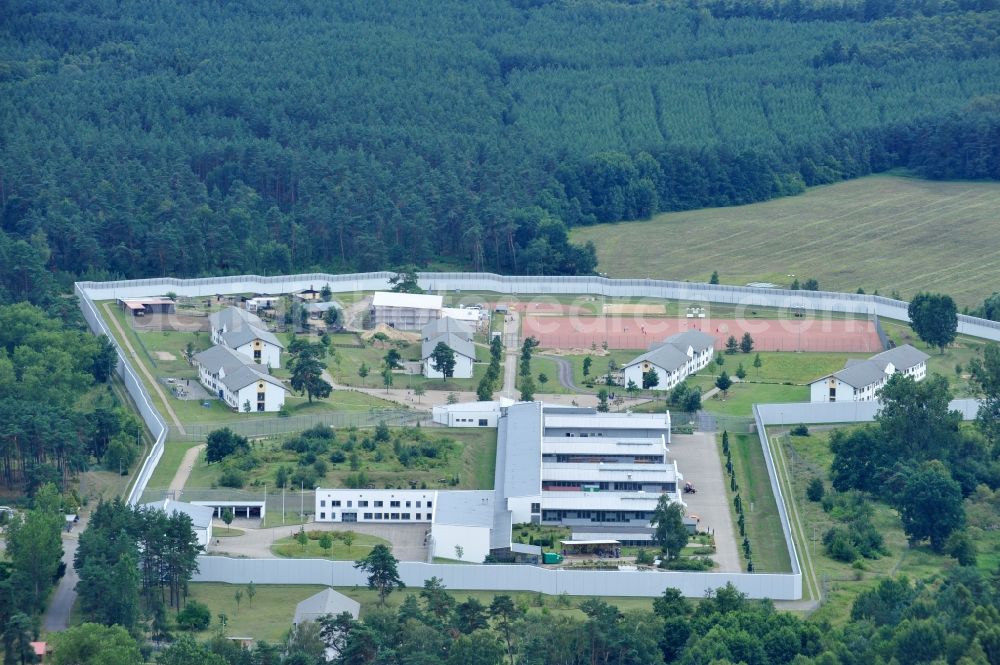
[570,174,1000,307]
[522,315,880,352]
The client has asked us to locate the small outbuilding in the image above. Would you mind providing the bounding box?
[118,297,176,317]
[141,499,214,547]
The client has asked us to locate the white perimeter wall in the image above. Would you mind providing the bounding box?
[193,556,801,600]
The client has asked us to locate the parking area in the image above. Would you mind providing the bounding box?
[669,432,741,572]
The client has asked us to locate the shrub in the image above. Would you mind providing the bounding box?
[176,601,211,631]
[806,477,825,502]
[823,526,859,563]
[329,450,346,464]
[790,424,810,437]
[635,549,655,565]
[218,468,246,488]
[661,557,714,571]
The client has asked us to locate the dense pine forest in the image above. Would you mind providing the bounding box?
[0,0,1000,301]
[2,0,1000,300]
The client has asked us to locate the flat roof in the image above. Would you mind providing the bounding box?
[543,413,671,431]
[499,402,543,499]
[541,464,678,482]
[542,439,665,456]
[540,492,665,510]
[432,490,496,528]
[372,291,443,310]
[560,539,621,546]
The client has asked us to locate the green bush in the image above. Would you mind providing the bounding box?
[176,601,211,631]
[806,477,825,502]
[661,557,714,571]
[790,424,810,436]
[218,468,246,488]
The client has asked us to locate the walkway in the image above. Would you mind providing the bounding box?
[42,514,87,633]
[102,302,186,435]
[540,354,584,392]
[669,432,741,572]
[502,311,519,398]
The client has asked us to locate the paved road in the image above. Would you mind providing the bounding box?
[209,522,429,562]
[502,311,519,398]
[43,515,87,633]
[103,301,186,435]
[540,355,583,392]
[669,432,741,572]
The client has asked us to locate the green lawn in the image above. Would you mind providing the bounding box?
[183,427,497,492]
[571,173,1000,307]
[183,582,660,642]
[145,440,199,490]
[719,433,791,573]
[702,383,809,417]
[185,583,326,642]
[271,531,389,560]
[330,341,490,393]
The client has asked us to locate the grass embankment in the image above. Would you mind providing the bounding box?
[718,433,791,574]
[571,173,1000,307]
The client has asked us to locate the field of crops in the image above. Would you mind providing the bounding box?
[572,174,1000,307]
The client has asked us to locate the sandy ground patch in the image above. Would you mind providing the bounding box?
[602,303,666,315]
[543,348,610,357]
[361,324,420,343]
[155,351,177,361]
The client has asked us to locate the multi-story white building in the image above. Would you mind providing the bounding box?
[316,401,683,561]
[621,330,715,391]
[193,345,286,412]
[313,488,497,563]
[209,306,284,368]
[809,344,930,402]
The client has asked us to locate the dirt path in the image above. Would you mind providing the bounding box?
[169,444,205,493]
[102,302,186,435]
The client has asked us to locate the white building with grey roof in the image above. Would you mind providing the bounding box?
[622,330,715,391]
[210,306,284,368]
[193,345,287,412]
[421,331,476,379]
[809,344,929,402]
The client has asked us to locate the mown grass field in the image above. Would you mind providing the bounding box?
[571,174,1000,307]
[185,583,326,643]
[719,433,791,573]
[271,531,389,560]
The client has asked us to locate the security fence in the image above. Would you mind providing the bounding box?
[75,271,999,599]
[168,410,427,442]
